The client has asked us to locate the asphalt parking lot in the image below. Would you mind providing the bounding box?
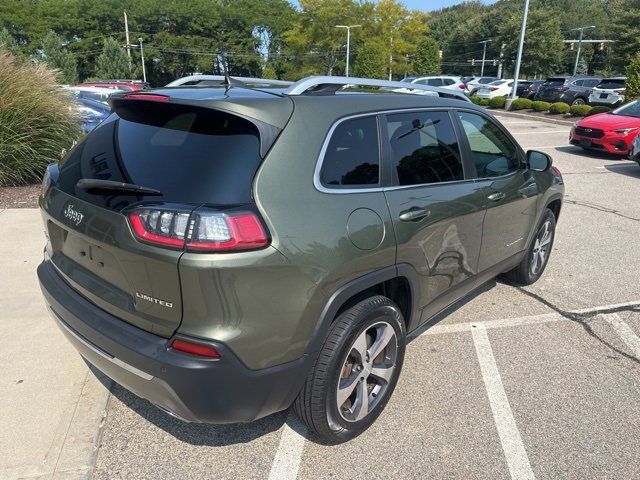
[85,113,640,480]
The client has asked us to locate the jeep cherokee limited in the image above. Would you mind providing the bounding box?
[38,76,564,443]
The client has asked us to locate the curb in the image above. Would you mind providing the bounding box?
[492,110,575,127]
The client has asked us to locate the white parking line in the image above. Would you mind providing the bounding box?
[601,313,640,358]
[472,325,535,480]
[268,413,306,480]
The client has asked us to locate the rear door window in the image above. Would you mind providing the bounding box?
[456,112,520,178]
[386,111,463,185]
[57,104,263,209]
[427,78,444,86]
[320,116,380,187]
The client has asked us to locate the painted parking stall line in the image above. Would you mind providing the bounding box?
[268,413,306,480]
[601,313,640,358]
[472,325,536,480]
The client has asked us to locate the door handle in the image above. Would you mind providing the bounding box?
[487,192,506,202]
[399,207,430,222]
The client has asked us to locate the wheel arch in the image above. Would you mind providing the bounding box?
[304,264,422,356]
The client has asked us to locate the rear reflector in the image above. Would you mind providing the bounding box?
[124,93,170,102]
[170,339,221,358]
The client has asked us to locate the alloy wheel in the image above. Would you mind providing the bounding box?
[531,220,553,276]
[336,321,398,423]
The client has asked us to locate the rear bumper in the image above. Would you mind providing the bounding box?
[38,260,309,424]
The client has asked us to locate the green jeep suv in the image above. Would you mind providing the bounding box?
[38,76,564,443]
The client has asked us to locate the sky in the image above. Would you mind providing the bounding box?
[403,0,495,11]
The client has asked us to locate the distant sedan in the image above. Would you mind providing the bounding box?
[570,99,640,156]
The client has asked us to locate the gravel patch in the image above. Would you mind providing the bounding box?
[0,185,40,208]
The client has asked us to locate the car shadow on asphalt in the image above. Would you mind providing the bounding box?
[605,163,640,179]
[553,145,623,160]
[88,363,289,447]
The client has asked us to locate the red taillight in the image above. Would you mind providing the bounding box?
[490,87,499,91]
[186,211,268,252]
[458,84,466,89]
[124,93,169,102]
[170,339,221,358]
[559,87,568,93]
[127,208,269,252]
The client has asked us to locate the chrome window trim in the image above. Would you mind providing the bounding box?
[314,106,508,195]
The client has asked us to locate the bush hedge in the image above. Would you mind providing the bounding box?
[569,105,593,117]
[0,47,80,186]
[587,105,612,116]
[510,98,533,110]
[488,96,506,109]
[532,101,551,112]
[470,96,482,105]
[549,102,570,114]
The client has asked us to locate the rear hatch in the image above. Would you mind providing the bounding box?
[594,78,626,97]
[537,77,567,100]
[42,93,287,337]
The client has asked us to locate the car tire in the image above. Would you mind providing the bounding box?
[294,295,406,444]
[571,98,586,106]
[502,208,556,286]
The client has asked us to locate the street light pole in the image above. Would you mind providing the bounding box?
[510,0,530,101]
[335,25,360,77]
[571,26,596,76]
[138,37,146,83]
[479,40,491,76]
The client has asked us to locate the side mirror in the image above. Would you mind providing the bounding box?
[527,150,552,172]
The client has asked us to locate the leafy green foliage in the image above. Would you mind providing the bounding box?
[0,47,80,185]
[549,102,570,114]
[0,27,21,56]
[569,104,593,116]
[510,98,533,110]
[625,52,640,101]
[587,106,612,115]
[39,31,77,84]
[94,38,133,79]
[353,40,387,79]
[489,96,506,109]
[532,101,551,112]
[412,36,441,76]
[470,96,483,105]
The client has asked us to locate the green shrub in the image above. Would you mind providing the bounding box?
[625,52,640,100]
[478,98,490,106]
[532,100,551,111]
[0,47,80,185]
[488,96,506,109]
[548,102,570,114]
[470,96,483,105]
[569,105,593,117]
[587,105,612,116]
[510,98,533,110]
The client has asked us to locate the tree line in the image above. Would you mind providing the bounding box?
[0,0,639,87]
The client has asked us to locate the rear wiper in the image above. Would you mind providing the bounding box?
[76,179,163,196]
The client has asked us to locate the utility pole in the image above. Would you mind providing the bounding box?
[497,43,506,78]
[389,36,393,81]
[479,40,491,76]
[138,37,146,83]
[510,0,530,101]
[570,26,596,76]
[124,11,131,58]
[335,25,360,77]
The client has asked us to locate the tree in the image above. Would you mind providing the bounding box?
[0,27,21,56]
[412,37,441,75]
[625,52,640,100]
[353,40,387,78]
[94,38,132,79]
[40,31,77,84]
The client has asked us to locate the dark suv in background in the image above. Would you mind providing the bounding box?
[37,75,564,443]
[536,76,602,105]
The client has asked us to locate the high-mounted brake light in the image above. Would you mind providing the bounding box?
[127,208,269,252]
[170,339,221,358]
[123,93,170,102]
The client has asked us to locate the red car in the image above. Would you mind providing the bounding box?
[75,80,147,92]
[570,100,640,155]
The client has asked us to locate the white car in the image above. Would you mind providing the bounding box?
[62,85,125,105]
[588,77,626,107]
[400,76,469,95]
[464,76,499,95]
[474,79,522,99]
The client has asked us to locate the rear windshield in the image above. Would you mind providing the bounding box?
[57,103,262,209]
[597,79,625,89]
[544,78,566,86]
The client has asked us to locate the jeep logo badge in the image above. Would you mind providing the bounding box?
[63,204,84,226]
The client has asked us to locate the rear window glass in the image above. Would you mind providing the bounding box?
[545,78,566,86]
[320,116,379,187]
[598,79,625,89]
[57,103,262,209]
